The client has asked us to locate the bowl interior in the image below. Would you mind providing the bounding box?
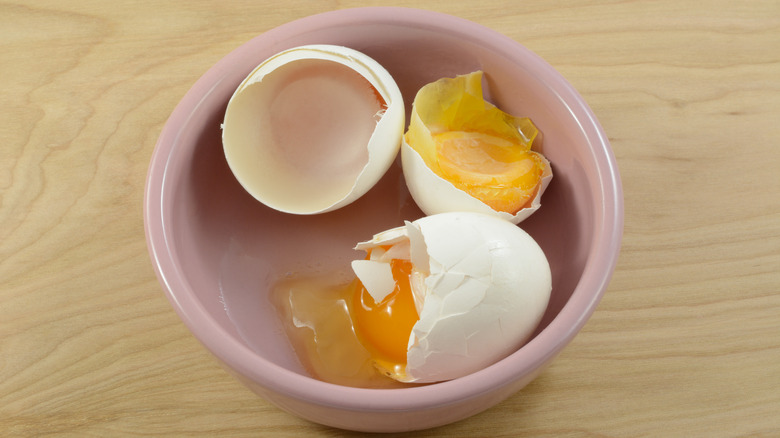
[150,9,612,391]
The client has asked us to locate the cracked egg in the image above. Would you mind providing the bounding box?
[402,71,553,224]
[351,211,552,383]
[222,45,404,214]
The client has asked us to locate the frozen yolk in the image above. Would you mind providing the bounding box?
[405,70,547,215]
[351,258,419,377]
[433,131,546,214]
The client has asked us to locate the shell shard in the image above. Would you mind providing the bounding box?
[351,260,396,303]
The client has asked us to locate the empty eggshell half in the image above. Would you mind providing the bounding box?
[354,211,552,383]
[401,71,553,224]
[222,45,404,214]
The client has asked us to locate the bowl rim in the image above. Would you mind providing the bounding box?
[144,6,623,412]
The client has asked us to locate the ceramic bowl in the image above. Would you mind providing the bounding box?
[144,7,623,433]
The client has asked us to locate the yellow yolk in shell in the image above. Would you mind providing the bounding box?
[405,71,548,214]
[351,258,419,377]
[434,131,546,214]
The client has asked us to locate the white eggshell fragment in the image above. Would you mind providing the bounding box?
[222,45,404,214]
[353,212,552,383]
[351,260,395,303]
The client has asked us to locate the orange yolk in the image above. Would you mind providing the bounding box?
[404,71,548,215]
[433,131,546,214]
[351,258,419,375]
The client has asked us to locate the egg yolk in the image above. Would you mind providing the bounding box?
[351,258,419,376]
[434,131,546,214]
[405,70,547,214]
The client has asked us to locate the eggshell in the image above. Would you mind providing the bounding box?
[351,260,395,303]
[222,45,404,214]
[353,211,552,383]
[401,71,553,224]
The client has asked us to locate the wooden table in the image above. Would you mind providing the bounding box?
[2,1,778,436]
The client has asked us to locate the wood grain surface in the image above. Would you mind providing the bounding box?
[2,1,779,436]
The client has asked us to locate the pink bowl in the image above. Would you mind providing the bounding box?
[144,7,623,433]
